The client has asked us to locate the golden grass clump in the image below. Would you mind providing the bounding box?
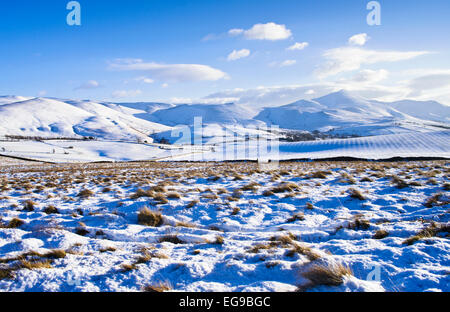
[143,281,172,292]
[403,223,450,245]
[137,207,163,227]
[373,230,389,240]
[298,263,352,291]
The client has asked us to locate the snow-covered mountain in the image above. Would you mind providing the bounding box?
[146,102,258,126]
[255,90,449,136]
[0,91,449,142]
[0,97,171,142]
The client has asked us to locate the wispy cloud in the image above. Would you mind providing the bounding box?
[74,80,101,90]
[112,89,142,98]
[109,59,229,82]
[316,47,430,78]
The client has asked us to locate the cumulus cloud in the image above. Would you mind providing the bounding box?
[348,33,370,46]
[287,42,309,51]
[112,89,142,98]
[109,59,229,82]
[229,22,292,41]
[316,47,430,78]
[75,80,101,90]
[227,49,251,61]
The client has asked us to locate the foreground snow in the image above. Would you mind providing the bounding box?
[0,161,448,292]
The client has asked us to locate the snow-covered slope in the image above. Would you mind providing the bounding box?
[0,97,171,141]
[147,103,258,126]
[255,91,449,135]
[388,100,450,123]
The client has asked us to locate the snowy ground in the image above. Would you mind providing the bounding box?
[1,131,449,163]
[0,161,448,292]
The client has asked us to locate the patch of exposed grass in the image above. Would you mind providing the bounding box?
[159,235,185,245]
[138,207,163,227]
[287,212,305,223]
[298,263,352,291]
[373,230,389,239]
[143,281,172,292]
[349,188,366,200]
[77,189,94,199]
[43,205,59,214]
[403,223,450,245]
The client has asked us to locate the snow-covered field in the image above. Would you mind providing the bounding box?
[0,160,448,292]
[1,130,449,163]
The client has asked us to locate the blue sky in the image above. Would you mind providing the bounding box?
[1,0,450,105]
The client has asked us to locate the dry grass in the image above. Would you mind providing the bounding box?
[43,205,59,214]
[349,188,366,200]
[138,207,163,227]
[77,189,94,198]
[287,212,305,223]
[159,235,185,244]
[143,281,172,292]
[403,223,450,245]
[347,217,371,231]
[373,230,389,239]
[298,263,352,291]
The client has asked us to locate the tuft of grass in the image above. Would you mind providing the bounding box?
[100,247,117,253]
[143,281,172,292]
[373,230,389,240]
[166,192,181,200]
[158,235,185,245]
[306,202,314,210]
[262,190,275,197]
[424,193,449,208]
[347,218,370,231]
[121,263,137,272]
[286,244,321,261]
[43,205,59,214]
[270,182,299,194]
[186,200,199,209]
[212,235,224,245]
[23,200,36,212]
[298,263,352,291]
[138,207,163,227]
[0,268,15,280]
[287,212,306,223]
[349,188,366,201]
[403,223,450,245]
[19,260,52,270]
[7,218,25,229]
[131,188,154,199]
[75,227,89,236]
[77,189,94,199]
[44,250,66,259]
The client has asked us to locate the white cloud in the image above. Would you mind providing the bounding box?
[348,69,389,84]
[279,60,297,67]
[112,89,142,98]
[75,80,101,90]
[270,60,297,68]
[287,42,309,51]
[316,47,430,78]
[109,59,229,82]
[135,76,155,84]
[348,33,370,46]
[38,90,47,97]
[162,83,169,88]
[227,49,251,61]
[228,29,244,36]
[229,22,292,41]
